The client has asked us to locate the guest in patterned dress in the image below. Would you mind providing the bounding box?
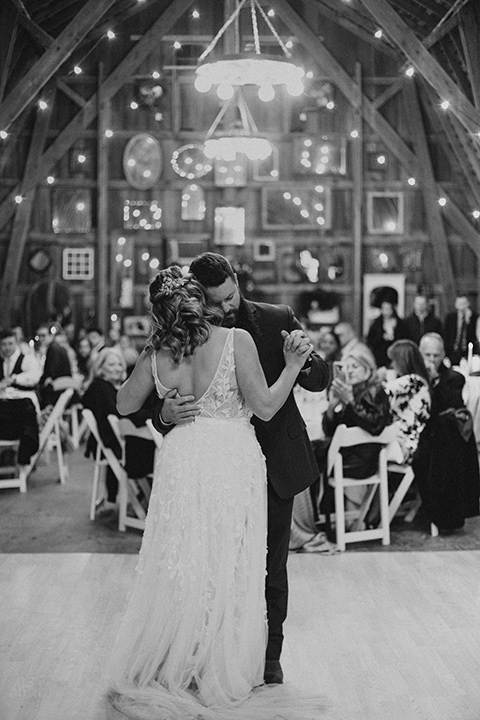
[383,339,431,464]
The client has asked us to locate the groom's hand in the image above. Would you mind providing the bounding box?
[160,389,200,425]
[281,329,312,355]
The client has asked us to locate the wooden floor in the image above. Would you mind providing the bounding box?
[1,551,480,720]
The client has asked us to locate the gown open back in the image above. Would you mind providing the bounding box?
[109,328,325,720]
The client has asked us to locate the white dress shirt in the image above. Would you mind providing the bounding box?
[3,348,42,388]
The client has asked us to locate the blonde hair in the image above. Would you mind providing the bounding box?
[92,347,126,381]
[344,343,378,381]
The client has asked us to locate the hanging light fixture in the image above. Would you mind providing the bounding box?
[194,0,304,102]
[203,88,272,162]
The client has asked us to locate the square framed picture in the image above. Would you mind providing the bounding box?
[366,192,404,234]
[253,239,276,262]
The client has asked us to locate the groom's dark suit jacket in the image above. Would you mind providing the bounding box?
[239,300,328,498]
[153,298,329,499]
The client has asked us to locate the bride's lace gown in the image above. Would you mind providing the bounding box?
[109,329,324,720]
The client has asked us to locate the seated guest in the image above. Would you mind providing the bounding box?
[36,323,72,408]
[82,348,127,508]
[75,337,93,389]
[290,344,391,549]
[0,328,42,394]
[414,333,480,530]
[404,294,443,346]
[383,339,431,464]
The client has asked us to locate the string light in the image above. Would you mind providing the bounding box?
[152,71,161,79]
[14,195,23,204]
[374,29,383,39]
[192,9,200,18]
[47,176,55,184]
[107,30,115,39]
[438,197,446,206]
[173,41,182,49]
[268,8,275,16]
[73,66,82,75]
[473,210,480,219]
[350,130,359,138]
[130,101,139,109]
[405,66,414,77]
[0,131,7,139]
[440,100,450,110]
[408,177,416,186]
[38,100,48,110]
[105,129,113,137]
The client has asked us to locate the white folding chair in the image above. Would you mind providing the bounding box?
[327,424,398,551]
[108,414,156,517]
[387,461,438,537]
[0,440,28,493]
[82,409,145,532]
[26,388,74,485]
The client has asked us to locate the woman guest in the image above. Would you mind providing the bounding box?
[290,344,391,548]
[367,297,408,369]
[82,347,126,507]
[383,339,431,464]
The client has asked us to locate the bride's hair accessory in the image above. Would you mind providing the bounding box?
[150,269,191,303]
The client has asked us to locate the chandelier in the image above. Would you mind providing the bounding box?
[203,88,272,162]
[194,0,305,102]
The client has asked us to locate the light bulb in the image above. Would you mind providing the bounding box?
[258,83,275,102]
[194,75,212,93]
[217,82,234,100]
[287,80,304,97]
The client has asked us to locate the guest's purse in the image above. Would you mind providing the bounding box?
[439,407,474,443]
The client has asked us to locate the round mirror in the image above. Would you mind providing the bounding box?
[123,133,163,189]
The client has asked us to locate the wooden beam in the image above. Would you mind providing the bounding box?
[9,0,53,50]
[0,0,196,232]
[352,62,364,334]
[0,85,55,322]
[359,0,480,140]
[403,81,456,311]
[56,79,87,108]
[459,2,480,109]
[96,62,109,332]
[0,2,18,102]
[0,0,116,132]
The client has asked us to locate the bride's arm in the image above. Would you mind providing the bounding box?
[117,348,155,415]
[234,328,310,421]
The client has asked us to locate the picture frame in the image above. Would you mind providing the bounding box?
[253,239,276,262]
[366,191,405,234]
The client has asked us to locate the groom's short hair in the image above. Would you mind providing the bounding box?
[190,252,235,288]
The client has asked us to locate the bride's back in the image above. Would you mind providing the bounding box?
[153,326,230,399]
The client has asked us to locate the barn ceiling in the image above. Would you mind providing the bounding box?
[1,0,480,318]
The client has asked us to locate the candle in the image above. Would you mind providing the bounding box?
[467,342,473,373]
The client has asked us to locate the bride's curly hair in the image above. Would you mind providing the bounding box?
[147,266,223,362]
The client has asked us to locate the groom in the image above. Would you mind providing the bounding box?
[153,253,329,684]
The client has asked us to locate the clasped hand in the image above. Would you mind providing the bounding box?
[281,329,313,368]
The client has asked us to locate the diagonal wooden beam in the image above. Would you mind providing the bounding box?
[403,81,455,309]
[0,0,117,132]
[56,79,87,108]
[0,85,56,320]
[459,2,480,109]
[0,0,196,232]
[8,0,53,49]
[0,2,18,102]
[359,0,480,139]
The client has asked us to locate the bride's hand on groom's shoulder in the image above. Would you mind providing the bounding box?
[161,389,200,425]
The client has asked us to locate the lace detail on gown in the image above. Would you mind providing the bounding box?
[109,329,326,720]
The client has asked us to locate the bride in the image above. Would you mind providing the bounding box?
[108,267,322,720]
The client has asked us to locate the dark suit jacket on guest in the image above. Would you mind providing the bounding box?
[404,312,443,346]
[413,365,480,529]
[443,310,479,364]
[366,314,409,368]
[153,298,329,499]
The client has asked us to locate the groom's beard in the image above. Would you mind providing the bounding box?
[221,309,239,328]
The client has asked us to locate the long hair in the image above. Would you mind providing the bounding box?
[387,339,429,382]
[148,266,223,362]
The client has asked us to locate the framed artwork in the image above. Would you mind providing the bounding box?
[367,192,405,234]
[253,239,276,262]
[62,248,94,280]
[168,236,208,266]
[123,133,163,189]
[171,143,212,179]
[262,185,331,229]
[214,155,247,187]
[123,200,162,230]
[214,207,245,246]
[252,146,279,181]
[181,184,206,221]
[52,189,91,233]
[293,135,346,176]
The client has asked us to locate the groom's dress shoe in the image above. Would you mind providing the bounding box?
[264,660,284,684]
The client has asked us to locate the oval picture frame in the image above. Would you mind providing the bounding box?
[123,133,163,190]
